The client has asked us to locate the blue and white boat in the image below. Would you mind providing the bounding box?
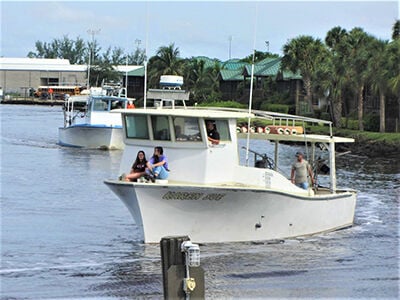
[58,87,134,149]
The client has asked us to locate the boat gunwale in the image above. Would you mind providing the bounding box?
[103,179,357,201]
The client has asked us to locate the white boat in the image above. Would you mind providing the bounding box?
[58,87,133,149]
[104,89,357,243]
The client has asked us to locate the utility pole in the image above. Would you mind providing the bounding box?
[87,29,101,88]
[135,39,141,49]
[265,41,270,52]
[134,39,142,65]
[228,35,233,59]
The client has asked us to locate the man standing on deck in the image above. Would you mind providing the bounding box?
[291,152,314,189]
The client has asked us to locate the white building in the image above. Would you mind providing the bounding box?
[0,57,140,96]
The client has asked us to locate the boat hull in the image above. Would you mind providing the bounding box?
[104,181,356,243]
[58,126,124,150]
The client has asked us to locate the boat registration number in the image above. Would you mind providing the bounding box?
[162,191,225,201]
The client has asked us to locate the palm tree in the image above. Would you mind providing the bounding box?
[282,35,328,114]
[148,43,184,88]
[345,28,374,131]
[392,20,400,40]
[368,39,389,132]
[184,58,221,103]
[322,26,350,127]
[386,39,400,131]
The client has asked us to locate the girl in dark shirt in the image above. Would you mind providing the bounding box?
[125,150,147,182]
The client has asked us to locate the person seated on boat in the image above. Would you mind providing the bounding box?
[146,146,169,181]
[125,150,148,182]
[206,120,220,145]
[290,152,314,190]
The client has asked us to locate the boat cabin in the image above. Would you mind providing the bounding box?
[120,106,248,185]
[63,87,134,128]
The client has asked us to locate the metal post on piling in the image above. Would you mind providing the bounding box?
[160,236,205,300]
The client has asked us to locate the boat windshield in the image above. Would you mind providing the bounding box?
[125,115,149,139]
[151,115,171,141]
[173,117,202,142]
[213,119,231,141]
[124,114,231,142]
[92,99,109,111]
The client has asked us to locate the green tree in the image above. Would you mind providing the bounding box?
[282,35,328,113]
[128,46,146,65]
[86,39,102,86]
[321,26,351,127]
[346,28,374,131]
[148,43,184,88]
[90,62,121,87]
[386,38,400,130]
[240,50,278,63]
[101,46,126,65]
[392,20,400,40]
[27,35,86,64]
[368,39,389,132]
[184,58,221,103]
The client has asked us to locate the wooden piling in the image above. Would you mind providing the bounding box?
[160,236,205,299]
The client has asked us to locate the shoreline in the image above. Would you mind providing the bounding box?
[1,98,64,106]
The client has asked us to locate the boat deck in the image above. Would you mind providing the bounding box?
[110,178,354,198]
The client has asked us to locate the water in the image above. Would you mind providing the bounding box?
[1,105,399,299]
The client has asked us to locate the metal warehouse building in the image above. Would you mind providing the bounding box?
[0,57,140,96]
[0,58,87,95]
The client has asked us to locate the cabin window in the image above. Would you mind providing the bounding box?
[125,115,149,139]
[111,100,125,109]
[93,99,109,111]
[151,115,171,141]
[214,120,231,141]
[173,117,202,142]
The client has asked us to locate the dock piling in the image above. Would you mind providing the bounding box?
[160,236,205,299]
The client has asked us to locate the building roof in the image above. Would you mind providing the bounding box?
[192,56,221,69]
[241,57,301,80]
[127,66,145,76]
[0,57,85,71]
[219,69,243,81]
[0,57,140,73]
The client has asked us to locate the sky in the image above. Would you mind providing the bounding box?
[1,1,399,62]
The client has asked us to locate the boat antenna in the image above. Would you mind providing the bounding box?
[245,4,258,167]
[125,47,128,97]
[143,3,149,109]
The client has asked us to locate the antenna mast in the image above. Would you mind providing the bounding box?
[245,4,258,166]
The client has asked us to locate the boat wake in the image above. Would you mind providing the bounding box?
[1,136,59,149]
[0,257,159,276]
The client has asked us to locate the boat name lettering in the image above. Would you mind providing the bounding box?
[201,193,225,201]
[162,191,225,201]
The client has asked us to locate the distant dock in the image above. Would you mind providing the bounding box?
[1,97,64,106]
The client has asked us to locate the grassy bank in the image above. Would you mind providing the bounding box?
[308,126,400,157]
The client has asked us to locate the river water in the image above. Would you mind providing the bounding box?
[1,105,399,299]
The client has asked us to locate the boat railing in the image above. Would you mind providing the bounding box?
[241,146,275,170]
[147,89,190,109]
